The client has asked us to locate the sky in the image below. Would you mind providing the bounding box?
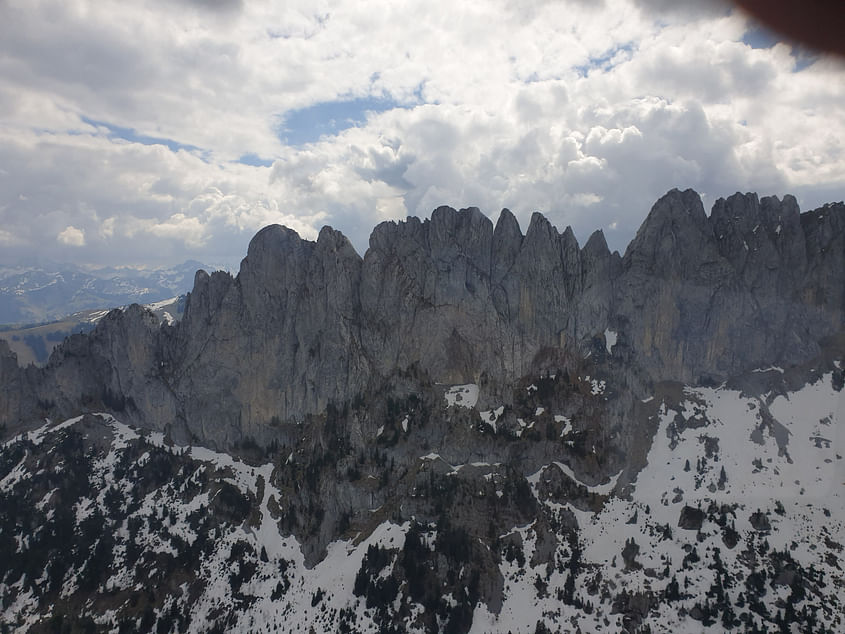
[1,0,843,269]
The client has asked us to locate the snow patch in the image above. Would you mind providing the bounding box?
[444,383,479,409]
[145,296,180,311]
[479,406,504,433]
[604,329,617,353]
[752,366,784,374]
[554,414,572,436]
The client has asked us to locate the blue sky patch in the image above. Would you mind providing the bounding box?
[741,25,781,50]
[82,117,203,155]
[741,25,818,72]
[791,46,819,72]
[237,153,274,167]
[575,43,634,77]
[277,96,401,146]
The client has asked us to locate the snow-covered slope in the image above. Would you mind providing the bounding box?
[1,414,410,633]
[1,359,842,633]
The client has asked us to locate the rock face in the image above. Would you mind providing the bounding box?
[2,340,843,634]
[1,189,843,450]
[617,190,844,384]
[1,188,844,633]
[167,225,370,445]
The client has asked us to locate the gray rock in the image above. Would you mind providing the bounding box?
[678,505,705,531]
[749,510,771,532]
[1,189,843,454]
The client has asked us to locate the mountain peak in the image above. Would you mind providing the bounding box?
[623,188,711,272]
[493,208,522,245]
[1,186,844,634]
[583,228,609,258]
[245,223,305,260]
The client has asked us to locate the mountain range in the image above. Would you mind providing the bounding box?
[0,260,209,326]
[0,297,185,368]
[0,188,843,633]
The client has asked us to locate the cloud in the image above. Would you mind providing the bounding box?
[0,229,19,245]
[182,0,243,11]
[0,0,842,266]
[57,225,85,247]
[631,0,731,20]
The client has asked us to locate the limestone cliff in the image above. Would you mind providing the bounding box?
[1,189,842,452]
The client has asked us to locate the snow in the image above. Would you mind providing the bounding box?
[0,411,391,632]
[2,415,83,449]
[102,414,141,448]
[145,296,179,311]
[478,406,504,433]
[513,418,534,437]
[579,374,606,396]
[604,328,617,353]
[2,360,842,633]
[570,371,844,632]
[43,413,413,634]
[74,497,95,523]
[0,458,29,493]
[752,366,784,374]
[505,364,845,633]
[528,461,621,496]
[444,383,479,409]
[557,462,621,495]
[554,414,572,436]
[2,582,41,632]
[189,518,411,634]
[35,488,57,511]
[86,309,110,323]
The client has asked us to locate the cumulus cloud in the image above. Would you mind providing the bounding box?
[0,0,843,266]
[57,225,85,247]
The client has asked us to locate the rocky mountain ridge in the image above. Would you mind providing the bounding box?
[1,188,841,453]
[0,260,206,326]
[0,187,843,633]
[0,296,185,367]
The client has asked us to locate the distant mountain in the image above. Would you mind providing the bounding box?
[0,189,843,632]
[0,259,208,325]
[0,296,185,367]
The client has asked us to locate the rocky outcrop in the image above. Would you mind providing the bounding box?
[165,225,370,446]
[41,304,175,426]
[618,190,844,384]
[0,341,36,426]
[0,189,842,450]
